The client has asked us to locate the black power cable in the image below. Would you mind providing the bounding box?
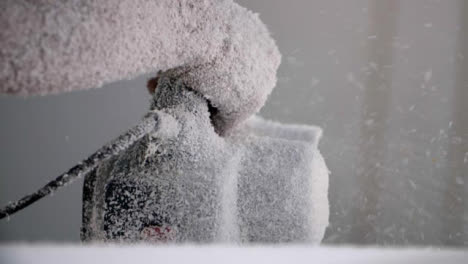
[0,112,159,220]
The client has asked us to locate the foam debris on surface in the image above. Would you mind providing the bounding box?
[1,245,467,264]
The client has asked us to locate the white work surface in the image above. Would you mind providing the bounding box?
[1,245,466,264]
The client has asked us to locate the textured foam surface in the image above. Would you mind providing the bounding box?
[0,0,281,134]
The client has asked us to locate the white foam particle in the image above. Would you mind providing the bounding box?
[311,78,320,87]
[424,70,432,82]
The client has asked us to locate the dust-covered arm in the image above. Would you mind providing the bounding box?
[0,0,280,134]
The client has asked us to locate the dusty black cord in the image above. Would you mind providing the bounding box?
[0,112,159,220]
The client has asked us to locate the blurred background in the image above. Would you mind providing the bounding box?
[0,0,467,246]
